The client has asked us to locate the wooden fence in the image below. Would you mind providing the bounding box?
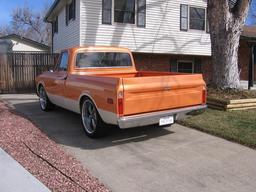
[0,52,59,94]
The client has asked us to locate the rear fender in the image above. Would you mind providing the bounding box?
[79,93,118,125]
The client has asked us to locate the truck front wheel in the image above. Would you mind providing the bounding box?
[81,99,107,138]
[39,86,54,111]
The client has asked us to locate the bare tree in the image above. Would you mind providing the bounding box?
[0,26,11,37]
[11,5,51,45]
[207,0,251,89]
[0,5,51,46]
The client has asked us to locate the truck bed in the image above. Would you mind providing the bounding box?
[90,71,206,116]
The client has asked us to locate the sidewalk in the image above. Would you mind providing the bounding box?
[0,148,50,192]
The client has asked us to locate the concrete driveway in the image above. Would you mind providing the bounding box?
[1,94,256,192]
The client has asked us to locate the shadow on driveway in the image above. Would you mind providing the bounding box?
[11,101,174,150]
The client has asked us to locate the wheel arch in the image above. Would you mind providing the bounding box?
[79,93,118,125]
[79,93,99,113]
[37,82,45,95]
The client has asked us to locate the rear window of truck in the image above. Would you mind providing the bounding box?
[76,52,132,68]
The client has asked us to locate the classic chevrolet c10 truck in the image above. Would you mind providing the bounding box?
[36,46,207,138]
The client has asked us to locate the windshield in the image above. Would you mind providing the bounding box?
[76,52,133,68]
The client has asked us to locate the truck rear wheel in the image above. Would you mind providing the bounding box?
[81,98,107,138]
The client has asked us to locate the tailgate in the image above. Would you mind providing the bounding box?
[122,74,206,116]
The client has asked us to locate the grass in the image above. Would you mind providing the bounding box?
[179,109,256,149]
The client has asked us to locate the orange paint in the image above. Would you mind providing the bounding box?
[36,46,206,119]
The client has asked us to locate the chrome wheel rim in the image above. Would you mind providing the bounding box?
[82,100,97,134]
[39,87,47,110]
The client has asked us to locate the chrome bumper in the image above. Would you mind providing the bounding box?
[118,105,207,129]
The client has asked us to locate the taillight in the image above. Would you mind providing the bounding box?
[202,87,207,104]
[118,98,124,116]
[118,91,124,116]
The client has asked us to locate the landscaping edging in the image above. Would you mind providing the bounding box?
[207,97,256,111]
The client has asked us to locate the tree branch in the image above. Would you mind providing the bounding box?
[233,0,251,19]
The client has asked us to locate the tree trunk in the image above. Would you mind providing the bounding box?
[208,0,251,89]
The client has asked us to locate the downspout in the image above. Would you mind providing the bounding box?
[248,44,255,90]
[51,22,54,53]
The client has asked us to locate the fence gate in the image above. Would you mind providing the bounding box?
[0,52,58,94]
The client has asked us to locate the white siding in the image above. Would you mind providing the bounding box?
[53,0,80,53]
[10,40,46,52]
[80,0,211,56]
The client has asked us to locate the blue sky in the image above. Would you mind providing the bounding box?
[247,0,256,25]
[0,0,255,26]
[0,0,54,26]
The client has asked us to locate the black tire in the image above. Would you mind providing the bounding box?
[38,86,54,111]
[81,98,107,138]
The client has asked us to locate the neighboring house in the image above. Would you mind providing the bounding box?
[0,34,50,52]
[45,0,254,86]
[239,26,256,84]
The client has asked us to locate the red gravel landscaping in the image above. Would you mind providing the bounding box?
[0,101,110,192]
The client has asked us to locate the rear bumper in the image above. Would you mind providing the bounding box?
[118,105,207,129]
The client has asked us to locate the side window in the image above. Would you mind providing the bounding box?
[180,5,206,32]
[114,0,135,24]
[189,7,206,31]
[66,0,76,26]
[58,52,69,71]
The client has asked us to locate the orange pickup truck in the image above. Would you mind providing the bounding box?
[36,46,207,138]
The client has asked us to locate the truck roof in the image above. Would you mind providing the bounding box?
[63,46,132,53]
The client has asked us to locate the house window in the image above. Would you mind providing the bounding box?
[137,0,146,27]
[171,59,202,73]
[102,0,112,24]
[53,17,58,34]
[189,7,206,30]
[66,0,76,25]
[177,61,194,73]
[114,0,135,24]
[180,5,206,31]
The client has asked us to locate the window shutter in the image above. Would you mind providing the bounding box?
[102,0,112,24]
[66,4,69,26]
[170,59,178,72]
[180,4,188,31]
[137,0,146,27]
[194,58,202,73]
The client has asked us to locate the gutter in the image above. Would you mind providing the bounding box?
[44,0,60,22]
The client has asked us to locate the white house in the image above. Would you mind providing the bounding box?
[0,34,50,52]
[45,0,211,75]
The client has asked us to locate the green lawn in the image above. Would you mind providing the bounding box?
[179,109,256,149]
